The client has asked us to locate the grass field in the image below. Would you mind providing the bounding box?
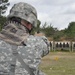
[40,52,75,75]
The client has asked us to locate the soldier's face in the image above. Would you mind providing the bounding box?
[21,20,32,30]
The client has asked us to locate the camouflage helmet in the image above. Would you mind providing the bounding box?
[8,2,37,27]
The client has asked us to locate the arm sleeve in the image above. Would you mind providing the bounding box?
[35,36,50,57]
[41,36,50,57]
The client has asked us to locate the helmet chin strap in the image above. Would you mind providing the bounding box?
[0,21,29,45]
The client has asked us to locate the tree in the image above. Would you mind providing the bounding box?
[41,23,56,37]
[53,30,64,41]
[65,22,75,36]
[0,0,9,30]
[64,22,75,40]
[0,16,6,31]
[0,0,10,16]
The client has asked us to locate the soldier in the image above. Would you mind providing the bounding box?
[0,2,50,75]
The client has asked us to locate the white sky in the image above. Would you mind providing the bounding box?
[4,0,75,30]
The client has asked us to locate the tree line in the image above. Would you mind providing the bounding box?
[39,22,75,41]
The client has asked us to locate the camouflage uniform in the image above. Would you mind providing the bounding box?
[0,2,50,75]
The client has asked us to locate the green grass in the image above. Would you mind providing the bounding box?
[40,52,75,75]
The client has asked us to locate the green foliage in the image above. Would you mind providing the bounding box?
[53,31,60,41]
[0,0,9,31]
[64,22,75,40]
[40,22,56,37]
[0,0,10,16]
[53,30,65,41]
[0,16,6,31]
[39,21,75,41]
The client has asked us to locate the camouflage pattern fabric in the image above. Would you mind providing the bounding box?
[8,2,37,27]
[0,21,29,45]
[0,35,50,75]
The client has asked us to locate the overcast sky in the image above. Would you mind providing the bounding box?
[5,0,75,30]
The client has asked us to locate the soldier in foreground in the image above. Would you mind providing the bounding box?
[0,2,50,75]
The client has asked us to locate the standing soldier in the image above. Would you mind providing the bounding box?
[0,2,50,75]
